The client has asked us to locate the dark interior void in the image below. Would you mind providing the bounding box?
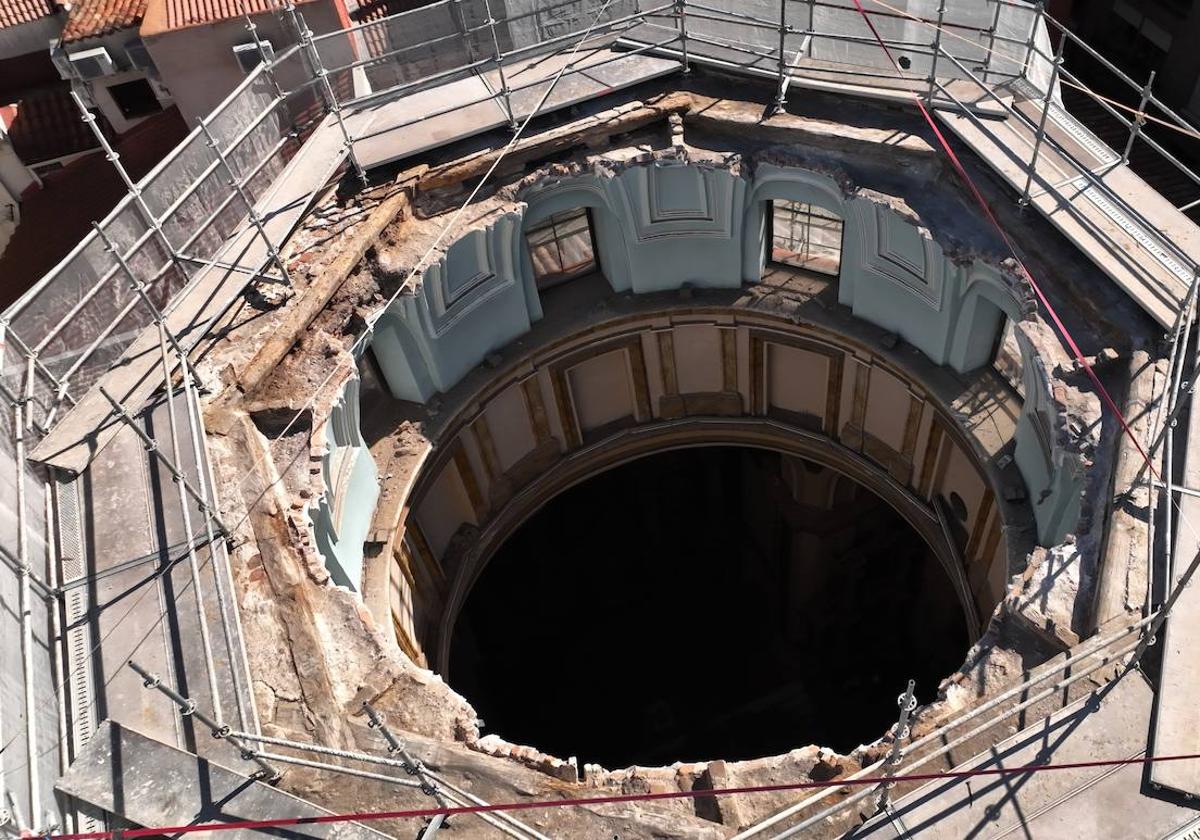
[450,447,968,769]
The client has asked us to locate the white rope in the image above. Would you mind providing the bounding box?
[220,0,624,533]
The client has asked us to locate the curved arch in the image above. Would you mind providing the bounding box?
[434,417,982,672]
[520,177,635,294]
[740,165,851,284]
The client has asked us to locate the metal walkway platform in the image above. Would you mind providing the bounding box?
[1150,389,1200,798]
[848,671,1198,839]
[936,90,1196,329]
[59,393,255,767]
[351,41,680,171]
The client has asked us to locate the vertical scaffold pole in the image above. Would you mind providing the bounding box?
[97,386,231,536]
[481,0,520,130]
[450,0,479,63]
[807,0,816,48]
[197,119,292,285]
[1021,1,1044,79]
[676,0,690,74]
[363,702,448,838]
[14,394,39,830]
[772,0,790,114]
[1019,32,1065,207]
[245,14,287,103]
[362,702,451,811]
[129,661,280,781]
[284,1,369,186]
[1122,70,1156,166]
[927,0,947,104]
[876,679,917,811]
[982,0,1002,86]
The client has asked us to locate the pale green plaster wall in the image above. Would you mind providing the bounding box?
[312,161,1083,588]
[311,377,379,591]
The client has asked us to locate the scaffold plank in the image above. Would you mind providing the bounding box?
[28,113,351,473]
[58,721,392,840]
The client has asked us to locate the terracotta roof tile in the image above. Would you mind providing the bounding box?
[0,0,56,30]
[0,83,102,163]
[162,0,275,31]
[60,0,146,42]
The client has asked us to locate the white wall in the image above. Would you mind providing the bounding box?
[0,131,36,200]
[142,0,349,128]
[58,28,173,135]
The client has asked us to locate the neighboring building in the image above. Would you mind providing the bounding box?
[0,84,106,175]
[139,0,351,127]
[0,0,61,70]
[1,0,92,250]
[51,0,172,134]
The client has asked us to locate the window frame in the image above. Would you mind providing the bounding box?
[991,315,1026,399]
[524,206,599,290]
[767,199,844,277]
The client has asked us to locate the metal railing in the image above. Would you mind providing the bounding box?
[10,0,1200,435]
[0,0,1050,434]
[1,1,1197,836]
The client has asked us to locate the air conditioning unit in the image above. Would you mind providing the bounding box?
[68,47,117,80]
[233,40,274,73]
[124,38,155,72]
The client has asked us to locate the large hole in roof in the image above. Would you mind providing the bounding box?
[449,446,969,769]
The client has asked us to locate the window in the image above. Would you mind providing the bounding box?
[993,316,1025,398]
[770,200,843,276]
[525,207,597,289]
[107,78,161,119]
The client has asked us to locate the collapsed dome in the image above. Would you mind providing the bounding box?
[450,446,968,768]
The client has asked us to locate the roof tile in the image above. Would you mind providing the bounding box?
[0,83,101,163]
[60,0,147,42]
[163,0,275,31]
[0,0,56,30]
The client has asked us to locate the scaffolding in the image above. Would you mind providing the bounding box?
[3,0,1200,837]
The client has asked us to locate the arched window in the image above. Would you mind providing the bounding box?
[525,207,598,289]
[769,200,843,276]
[992,316,1025,398]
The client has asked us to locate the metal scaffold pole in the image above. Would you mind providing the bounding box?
[129,661,280,781]
[481,0,520,130]
[14,395,40,831]
[363,702,449,839]
[1122,70,1156,166]
[94,219,228,728]
[772,0,790,114]
[68,89,187,279]
[927,0,947,104]
[1022,2,1044,78]
[228,730,553,839]
[197,119,293,285]
[981,0,1002,86]
[1019,31,1065,207]
[875,679,916,811]
[284,0,369,186]
[675,0,690,73]
[245,15,287,102]
[97,386,231,536]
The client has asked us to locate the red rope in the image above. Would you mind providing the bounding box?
[849,0,1160,480]
[34,21,1182,840]
[39,751,1200,839]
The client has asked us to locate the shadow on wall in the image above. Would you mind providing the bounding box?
[315,161,1080,591]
